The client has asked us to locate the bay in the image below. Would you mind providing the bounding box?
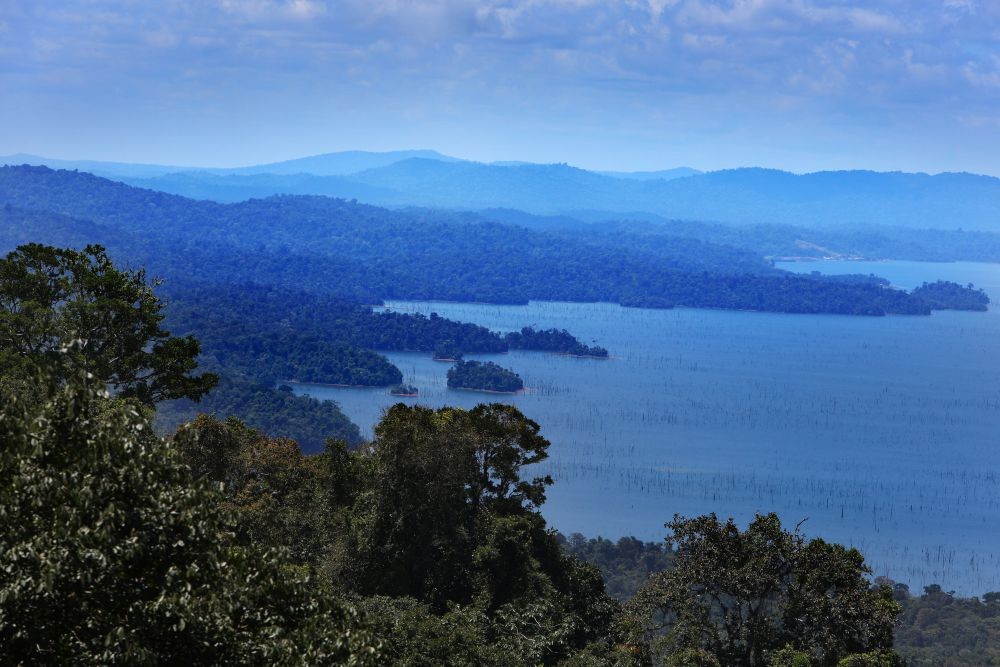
[294,260,1000,595]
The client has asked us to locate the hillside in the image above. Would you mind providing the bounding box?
[472,210,1000,264]
[0,165,955,316]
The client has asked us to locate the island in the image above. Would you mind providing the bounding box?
[388,383,419,397]
[446,360,524,393]
[504,326,609,358]
[910,280,990,311]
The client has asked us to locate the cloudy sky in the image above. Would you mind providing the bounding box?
[2,1,1000,173]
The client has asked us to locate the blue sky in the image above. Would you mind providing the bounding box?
[2,0,1000,174]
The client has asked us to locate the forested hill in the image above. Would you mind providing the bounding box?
[469,209,1000,265]
[112,158,1000,231]
[0,165,964,316]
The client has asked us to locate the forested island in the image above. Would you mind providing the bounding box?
[388,383,418,397]
[505,326,609,358]
[447,359,525,393]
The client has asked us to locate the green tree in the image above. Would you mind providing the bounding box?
[0,371,376,665]
[173,414,334,566]
[350,403,559,607]
[0,243,216,405]
[630,513,900,667]
[347,403,620,663]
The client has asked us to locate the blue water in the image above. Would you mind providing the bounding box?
[295,260,1000,595]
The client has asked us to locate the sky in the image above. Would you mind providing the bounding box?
[2,0,1000,174]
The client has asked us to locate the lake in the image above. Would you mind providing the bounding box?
[294,260,1000,595]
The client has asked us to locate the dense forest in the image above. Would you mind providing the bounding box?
[475,207,1000,265]
[157,374,363,450]
[0,242,995,664]
[562,534,1000,666]
[506,327,609,358]
[447,360,525,393]
[0,165,982,316]
[910,281,991,311]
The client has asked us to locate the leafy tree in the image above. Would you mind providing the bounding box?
[889,581,1000,665]
[352,404,553,604]
[347,403,619,662]
[559,533,674,601]
[0,371,376,665]
[629,513,900,666]
[173,414,334,565]
[0,243,216,405]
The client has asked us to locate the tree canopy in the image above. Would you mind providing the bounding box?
[0,243,216,405]
[629,513,901,666]
[0,373,375,665]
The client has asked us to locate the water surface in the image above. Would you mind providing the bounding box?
[295,260,1000,595]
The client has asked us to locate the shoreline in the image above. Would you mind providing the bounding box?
[449,385,525,395]
[285,380,387,389]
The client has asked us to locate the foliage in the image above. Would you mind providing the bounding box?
[889,582,1000,666]
[164,283,507,370]
[174,402,622,664]
[388,383,418,396]
[204,333,403,386]
[567,534,1000,665]
[629,513,901,666]
[834,650,902,666]
[348,403,553,606]
[173,414,336,565]
[157,373,361,452]
[505,326,609,357]
[559,533,674,600]
[0,243,216,405]
[0,372,376,665]
[910,280,990,311]
[433,341,465,360]
[447,359,524,392]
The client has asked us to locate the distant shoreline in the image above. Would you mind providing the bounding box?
[449,386,524,395]
[285,380,385,389]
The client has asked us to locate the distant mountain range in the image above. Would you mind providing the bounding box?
[0,149,460,179]
[2,151,999,231]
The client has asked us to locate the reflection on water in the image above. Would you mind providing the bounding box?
[294,260,1000,595]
